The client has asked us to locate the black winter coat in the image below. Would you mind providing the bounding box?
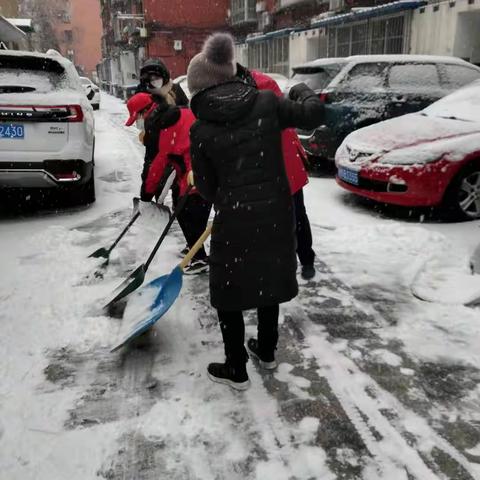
[190,81,324,311]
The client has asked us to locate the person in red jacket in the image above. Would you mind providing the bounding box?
[126,92,211,274]
[237,64,316,280]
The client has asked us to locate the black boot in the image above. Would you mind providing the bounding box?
[301,264,315,280]
[207,362,250,390]
[247,338,277,370]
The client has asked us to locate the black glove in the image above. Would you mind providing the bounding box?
[140,185,153,202]
[289,82,317,102]
[168,154,186,174]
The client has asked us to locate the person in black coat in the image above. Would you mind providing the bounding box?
[187,33,324,390]
[134,58,189,200]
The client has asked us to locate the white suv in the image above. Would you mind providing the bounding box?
[0,50,95,205]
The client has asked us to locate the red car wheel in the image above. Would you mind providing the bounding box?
[443,160,480,220]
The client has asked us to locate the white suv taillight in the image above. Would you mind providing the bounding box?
[0,104,84,122]
[33,105,84,122]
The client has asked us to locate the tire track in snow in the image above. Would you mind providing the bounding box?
[292,259,478,479]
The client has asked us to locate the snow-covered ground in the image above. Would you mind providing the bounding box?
[1,94,479,480]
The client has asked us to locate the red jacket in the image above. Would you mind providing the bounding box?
[251,70,309,195]
[145,108,196,197]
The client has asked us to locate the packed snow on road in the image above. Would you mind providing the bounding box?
[1,94,479,480]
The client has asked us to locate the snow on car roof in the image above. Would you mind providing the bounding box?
[296,55,479,70]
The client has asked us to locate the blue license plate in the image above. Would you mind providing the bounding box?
[0,124,25,139]
[338,167,359,186]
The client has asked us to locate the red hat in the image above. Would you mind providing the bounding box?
[125,93,153,126]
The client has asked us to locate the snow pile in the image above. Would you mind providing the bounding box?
[312,220,480,366]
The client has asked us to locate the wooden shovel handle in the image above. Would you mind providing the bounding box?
[180,223,212,270]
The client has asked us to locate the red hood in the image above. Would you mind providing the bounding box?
[346,113,480,153]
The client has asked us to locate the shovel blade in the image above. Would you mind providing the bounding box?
[89,247,110,259]
[111,267,183,352]
[103,264,146,310]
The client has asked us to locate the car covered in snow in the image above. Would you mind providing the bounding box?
[335,80,480,220]
[0,50,95,205]
[80,76,100,110]
[289,55,480,168]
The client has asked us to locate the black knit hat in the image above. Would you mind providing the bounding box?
[140,58,170,83]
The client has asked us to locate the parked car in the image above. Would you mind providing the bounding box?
[335,80,480,220]
[80,76,100,110]
[289,55,480,169]
[0,50,96,205]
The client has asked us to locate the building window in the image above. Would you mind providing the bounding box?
[246,36,289,77]
[370,20,386,54]
[231,0,256,25]
[384,16,404,54]
[328,28,336,57]
[327,14,406,57]
[336,26,351,57]
[351,23,368,55]
[64,30,73,43]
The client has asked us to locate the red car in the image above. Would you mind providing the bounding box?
[335,80,480,220]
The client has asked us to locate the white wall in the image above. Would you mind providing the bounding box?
[234,43,248,67]
[119,51,136,86]
[411,0,480,62]
[109,57,122,87]
[289,28,327,73]
[454,11,480,63]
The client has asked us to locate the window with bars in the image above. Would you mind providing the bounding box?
[336,26,351,57]
[351,23,368,55]
[246,36,289,77]
[385,16,404,54]
[327,14,406,57]
[231,0,256,24]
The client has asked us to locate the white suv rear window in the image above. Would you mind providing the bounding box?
[0,56,67,94]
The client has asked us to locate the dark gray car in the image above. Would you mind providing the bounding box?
[289,55,480,169]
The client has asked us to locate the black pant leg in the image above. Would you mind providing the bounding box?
[217,310,248,366]
[257,304,279,361]
[293,189,315,266]
[177,194,211,260]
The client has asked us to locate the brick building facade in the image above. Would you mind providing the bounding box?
[143,0,228,78]
[98,0,229,96]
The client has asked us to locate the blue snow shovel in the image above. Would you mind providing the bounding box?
[111,223,212,352]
